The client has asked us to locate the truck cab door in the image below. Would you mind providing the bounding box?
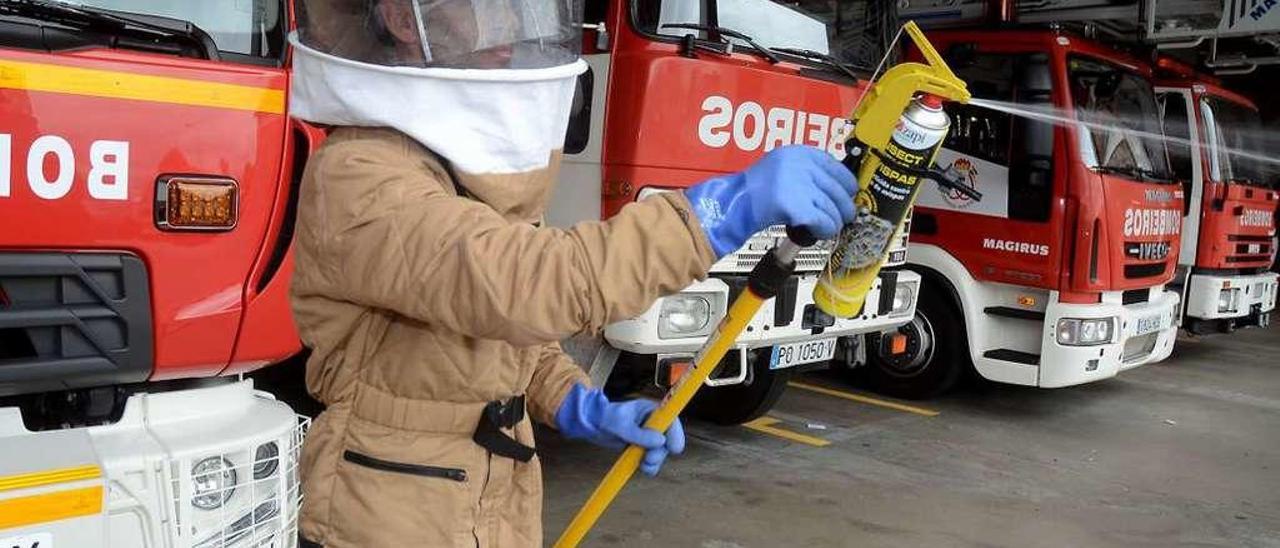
[1156,88,1202,270]
[915,51,1063,288]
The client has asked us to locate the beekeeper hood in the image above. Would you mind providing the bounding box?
[290,0,587,221]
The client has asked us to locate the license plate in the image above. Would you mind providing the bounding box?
[0,532,53,548]
[1133,313,1163,336]
[769,338,837,370]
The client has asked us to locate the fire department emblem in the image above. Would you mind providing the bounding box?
[940,158,979,208]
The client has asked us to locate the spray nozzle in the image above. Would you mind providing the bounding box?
[849,22,969,151]
[918,93,945,109]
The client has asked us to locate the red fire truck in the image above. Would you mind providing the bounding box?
[858,29,1184,398]
[0,1,310,546]
[549,0,920,423]
[1155,58,1279,334]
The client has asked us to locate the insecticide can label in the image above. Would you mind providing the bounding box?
[815,97,950,318]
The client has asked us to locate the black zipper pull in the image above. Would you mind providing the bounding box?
[343,450,469,482]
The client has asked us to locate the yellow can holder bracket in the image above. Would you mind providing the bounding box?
[851,21,971,152]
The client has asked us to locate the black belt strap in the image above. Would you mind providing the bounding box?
[472,395,536,462]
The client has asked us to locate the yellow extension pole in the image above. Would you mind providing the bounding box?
[554,288,767,548]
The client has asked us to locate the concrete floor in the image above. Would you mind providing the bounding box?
[539,324,1280,547]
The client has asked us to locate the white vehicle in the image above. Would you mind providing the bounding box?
[548,0,920,423]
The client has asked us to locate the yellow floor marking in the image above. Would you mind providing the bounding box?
[788,381,941,417]
[742,416,831,447]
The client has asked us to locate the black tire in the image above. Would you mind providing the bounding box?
[853,281,967,400]
[686,348,792,425]
[602,351,655,400]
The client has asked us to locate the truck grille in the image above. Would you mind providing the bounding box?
[1121,289,1149,305]
[711,218,911,274]
[712,226,832,272]
[0,253,153,397]
[1225,234,1273,265]
[1124,263,1167,279]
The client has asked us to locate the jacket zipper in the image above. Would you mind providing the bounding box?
[342,450,467,482]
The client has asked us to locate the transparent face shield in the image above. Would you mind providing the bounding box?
[296,0,582,69]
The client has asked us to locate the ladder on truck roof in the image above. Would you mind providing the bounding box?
[895,0,1280,75]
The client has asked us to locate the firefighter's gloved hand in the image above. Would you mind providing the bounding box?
[684,145,857,258]
[555,384,685,476]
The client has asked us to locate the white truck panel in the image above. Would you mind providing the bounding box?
[604,271,921,354]
[0,381,304,548]
[1039,288,1180,387]
[909,243,1180,388]
[1184,271,1279,320]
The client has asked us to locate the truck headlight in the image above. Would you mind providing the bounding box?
[1056,317,1115,346]
[192,456,237,510]
[253,442,279,480]
[1218,288,1241,313]
[658,293,722,339]
[889,282,917,316]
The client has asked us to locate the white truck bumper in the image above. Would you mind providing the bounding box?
[1184,271,1278,322]
[0,380,305,548]
[604,270,920,354]
[1038,288,1180,388]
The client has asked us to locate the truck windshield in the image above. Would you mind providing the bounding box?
[1202,96,1271,188]
[634,0,853,64]
[1068,56,1174,182]
[55,0,283,59]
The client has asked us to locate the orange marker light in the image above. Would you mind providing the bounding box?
[890,333,908,355]
[156,176,238,231]
[667,361,691,387]
[1018,295,1036,307]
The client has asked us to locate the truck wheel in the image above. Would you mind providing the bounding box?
[602,351,654,400]
[855,286,966,400]
[686,349,791,425]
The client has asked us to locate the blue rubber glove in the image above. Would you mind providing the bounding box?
[554,384,685,477]
[684,145,857,258]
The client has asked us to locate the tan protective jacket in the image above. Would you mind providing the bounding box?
[291,128,715,547]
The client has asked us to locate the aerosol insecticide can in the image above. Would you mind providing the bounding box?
[813,94,951,318]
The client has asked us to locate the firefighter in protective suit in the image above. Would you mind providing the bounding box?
[288,0,857,545]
